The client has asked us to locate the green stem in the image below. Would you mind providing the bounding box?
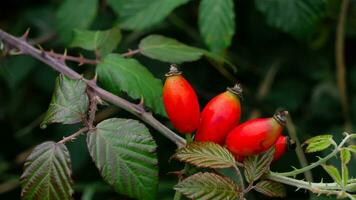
[268,173,349,197]
[267,172,341,190]
[275,134,352,177]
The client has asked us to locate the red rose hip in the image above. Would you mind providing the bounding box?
[273,135,296,161]
[163,64,200,134]
[225,111,288,157]
[195,84,242,145]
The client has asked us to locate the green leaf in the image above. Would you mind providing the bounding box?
[107,0,190,30]
[0,55,36,90]
[87,118,158,200]
[303,135,333,153]
[96,54,165,115]
[70,27,121,56]
[41,74,89,128]
[56,0,99,43]
[21,141,73,200]
[244,148,275,183]
[174,172,239,200]
[348,184,356,193]
[347,145,356,154]
[255,0,326,39]
[322,165,342,186]
[254,180,286,198]
[341,149,351,186]
[173,142,236,169]
[139,35,204,63]
[198,0,235,52]
[341,149,351,165]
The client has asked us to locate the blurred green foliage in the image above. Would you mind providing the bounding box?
[1,0,356,199]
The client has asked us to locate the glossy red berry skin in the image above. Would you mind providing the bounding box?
[195,85,242,145]
[163,65,200,134]
[273,135,296,161]
[273,135,287,161]
[225,111,288,157]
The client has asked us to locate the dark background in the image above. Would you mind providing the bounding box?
[1,0,356,199]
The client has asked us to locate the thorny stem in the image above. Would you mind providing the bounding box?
[267,172,341,191]
[275,133,353,177]
[0,28,186,148]
[57,127,89,144]
[46,48,142,65]
[47,51,98,65]
[87,80,98,129]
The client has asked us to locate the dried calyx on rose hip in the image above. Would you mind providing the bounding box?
[163,64,200,134]
[273,135,296,161]
[195,83,243,145]
[225,110,288,157]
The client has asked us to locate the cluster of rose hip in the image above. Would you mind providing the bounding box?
[163,65,295,161]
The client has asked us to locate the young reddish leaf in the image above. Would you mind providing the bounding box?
[243,148,275,183]
[322,165,342,186]
[21,141,73,200]
[87,118,158,200]
[174,172,239,200]
[303,135,333,153]
[255,180,286,198]
[173,142,236,169]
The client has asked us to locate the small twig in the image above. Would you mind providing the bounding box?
[57,127,89,144]
[94,106,120,123]
[335,0,351,132]
[121,49,142,57]
[248,60,280,119]
[47,50,99,65]
[286,115,313,182]
[29,32,57,45]
[243,181,254,194]
[0,178,19,194]
[87,78,98,129]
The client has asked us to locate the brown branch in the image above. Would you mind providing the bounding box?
[0,28,186,148]
[87,78,98,129]
[47,50,99,65]
[336,0,351,131]
[58,127,89,144]
[46,48,141,65]
[121,49,141,57]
